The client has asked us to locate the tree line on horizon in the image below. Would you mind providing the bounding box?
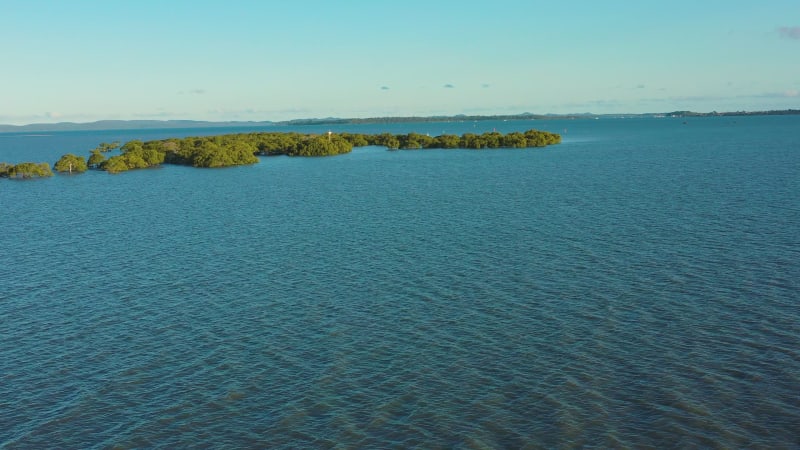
[0,129,561,178]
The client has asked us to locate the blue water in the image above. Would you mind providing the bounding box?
[1,117,799,448]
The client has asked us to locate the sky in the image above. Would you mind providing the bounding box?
[1,0,798,124]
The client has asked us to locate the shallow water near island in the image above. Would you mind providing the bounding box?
[1,116,799,447]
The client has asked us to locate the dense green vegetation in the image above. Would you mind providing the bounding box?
[0,162,53,179]
[95,141,121,152]
[54,154,88,173]
[1,129,560,178]
[342,129,561,150]
[101,139,168,173]
[87,150,106,169]
[79,129,559,174]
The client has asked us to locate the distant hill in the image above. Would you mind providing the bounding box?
[0,115,558,132]
[1,109,798,133]
[663,109,800,117]
[0,119,276,133]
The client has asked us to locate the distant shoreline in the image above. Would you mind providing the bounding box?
[1,109,798,133]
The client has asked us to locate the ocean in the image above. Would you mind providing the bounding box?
[1,116,798,448]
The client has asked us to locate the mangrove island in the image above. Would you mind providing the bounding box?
[0,129,560,178]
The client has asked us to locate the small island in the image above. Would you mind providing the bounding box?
[0,162,53,179]
[1,129,560,178]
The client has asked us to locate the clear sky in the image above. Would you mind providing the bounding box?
[1,0,798,124]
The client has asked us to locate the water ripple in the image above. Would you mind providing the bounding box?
[2,117,799,447]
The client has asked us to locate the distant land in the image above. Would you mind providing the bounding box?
[1,109,798,133]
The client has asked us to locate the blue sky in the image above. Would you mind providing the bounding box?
[1,0,798,124]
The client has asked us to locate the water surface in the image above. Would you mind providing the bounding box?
[1,117,799,448]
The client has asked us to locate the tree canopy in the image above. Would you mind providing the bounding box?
[95,141,121,153]
[0,162,53,179]
[87,150,106,169]
[54,153,88,174]
[4,128,560,179]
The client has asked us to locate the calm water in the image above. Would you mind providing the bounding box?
[1,117,799,448]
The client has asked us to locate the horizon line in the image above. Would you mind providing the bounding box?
[1,108,799,131]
